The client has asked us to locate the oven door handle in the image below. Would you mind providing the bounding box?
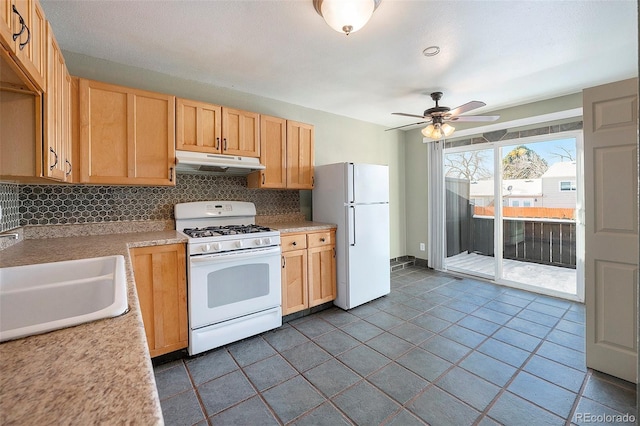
[190,246,281,264]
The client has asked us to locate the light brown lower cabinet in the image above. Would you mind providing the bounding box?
[281,229,336,315]
[130,243,188,358]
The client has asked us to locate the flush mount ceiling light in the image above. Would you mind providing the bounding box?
[313,0,382,36]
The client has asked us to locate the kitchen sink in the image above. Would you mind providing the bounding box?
[0,255,129,342]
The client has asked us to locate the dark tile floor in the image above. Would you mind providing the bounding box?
[153,266,638,425]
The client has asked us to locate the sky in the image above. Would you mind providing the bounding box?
[502,137,576,165]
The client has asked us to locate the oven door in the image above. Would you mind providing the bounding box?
[188,245,281,329]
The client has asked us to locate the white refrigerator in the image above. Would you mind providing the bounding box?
[312,162,390,310]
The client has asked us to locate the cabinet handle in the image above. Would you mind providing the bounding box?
[223,138,227,151]
[169,167,174,182]
[320,238,326,242]
[282,256,285,268]
[333,247,336,258]
[65,160,72,176]
[18,20,30,50]
[312,175,315,187]
[262,173,265,185]
[292,241,297,246]
[215,137,220,150]
[49,147,58,170]
[11,5,25,40]
[11,5,30,50]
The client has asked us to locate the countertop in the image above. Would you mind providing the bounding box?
[0,230,187,425]
[258,220,337,234]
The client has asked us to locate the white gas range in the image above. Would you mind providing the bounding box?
[175,201,282,356]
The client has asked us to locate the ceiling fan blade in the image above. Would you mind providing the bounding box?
[385,121,428,131]
[392,112,427,119]
[450,115,500,122]
[448,101,486,117]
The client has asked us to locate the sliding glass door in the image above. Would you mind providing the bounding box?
[442,133,583,301]
[444,147,495,280]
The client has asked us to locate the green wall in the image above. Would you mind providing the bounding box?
[63,51,407,258]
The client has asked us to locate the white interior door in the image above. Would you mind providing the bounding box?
[584,77,638,383]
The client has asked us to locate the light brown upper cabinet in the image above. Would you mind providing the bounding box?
[0,0,46,91]
[79,79,176,186]
[287,121,314,189]
[247,117,314,190]
[176,98,260,158]
[222,107,260,157]
[0,17,70,184]
[247,115,287,188]
[176,98,221,153]
[43,22,71,182]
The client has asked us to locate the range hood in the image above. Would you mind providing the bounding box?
[175,150,265,175]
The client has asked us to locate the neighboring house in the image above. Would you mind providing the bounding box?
[540,161,577,208]
[469,178,543,207]
[467,161,577,210]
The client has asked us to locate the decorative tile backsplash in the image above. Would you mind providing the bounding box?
[0,173,300,232]
[0,183,20,232]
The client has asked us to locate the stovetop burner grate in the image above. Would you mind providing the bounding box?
[182,224,274,238]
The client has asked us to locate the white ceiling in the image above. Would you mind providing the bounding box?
[40,0,638,130]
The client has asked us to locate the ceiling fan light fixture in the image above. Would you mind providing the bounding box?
[313,0,380,35]
[441,123,455,137]
[422,122,455,140]
[421,124,436,138]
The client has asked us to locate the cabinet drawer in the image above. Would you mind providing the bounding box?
[307,231,334,248]
[281,234,307,252]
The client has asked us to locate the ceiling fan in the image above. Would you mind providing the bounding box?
[387,92,500,139]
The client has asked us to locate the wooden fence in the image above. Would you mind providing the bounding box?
[474,206,575,220]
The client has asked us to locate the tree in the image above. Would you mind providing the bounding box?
[444,151,493,181]
[502,145,548,179]
[550,146,575,162]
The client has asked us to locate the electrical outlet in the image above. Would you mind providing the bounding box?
[419,243,425,251]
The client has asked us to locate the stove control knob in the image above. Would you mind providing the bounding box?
[263,237,272,245]
[203,244,212,252]
[255,238,263,246]
[235,240,243,248]
[213,243,222,251]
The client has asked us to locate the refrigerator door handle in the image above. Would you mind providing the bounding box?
[349,206,356,246]
[348,162,355,203]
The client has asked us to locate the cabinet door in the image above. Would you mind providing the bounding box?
[247,115,286,189]
[308,231,336,307]
[0,0,12,49]
[79,79,176,186]
[286,120,314,189]
[281,250,308,315]
[222,107,260,157]
[176,98,222,153]
[16,0,44,90]
[43,21,65,181]
[131,243,188,358]
[9,0,45,91]
[308,245,336,307]
[61,67,72,180]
